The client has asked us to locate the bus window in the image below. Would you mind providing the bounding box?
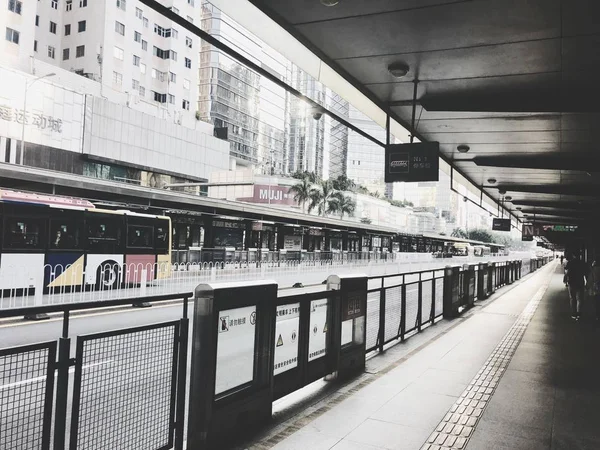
[155,220,169,253]
[50,217,81,250]
[86,215,123,253]
[127,225,154,249]
[3,217,46,250]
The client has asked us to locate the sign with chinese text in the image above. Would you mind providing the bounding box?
[492,218,511,232]
[215,305,256,395]
[0,104,63,133]
[308,298,329,362]
[240,185,296,206]
[342,292,365,321]
[384,142,439,182]
[274,303,300,376]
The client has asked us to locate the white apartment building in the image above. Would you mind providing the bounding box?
[3,0,199,122]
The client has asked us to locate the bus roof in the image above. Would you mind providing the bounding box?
[0,189,95,209]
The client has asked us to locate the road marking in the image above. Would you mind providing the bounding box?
[0,303,180,329]
[0,359,113,390]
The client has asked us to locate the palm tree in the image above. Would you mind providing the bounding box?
[334,194,356,220]
[289,177,313,213]
[309,180,339,216]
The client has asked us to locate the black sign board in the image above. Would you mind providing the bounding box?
[492,218,511,232]
[384,142,439,182]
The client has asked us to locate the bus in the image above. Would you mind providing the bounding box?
[0,190,171,294]
[473,245,491,257]
[452,242,472,256]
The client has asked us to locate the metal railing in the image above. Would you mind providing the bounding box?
[365,269,445,353]
[0,254,526,311]
[0,293,190,450]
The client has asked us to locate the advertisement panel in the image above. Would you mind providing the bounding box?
[384,142,439,182]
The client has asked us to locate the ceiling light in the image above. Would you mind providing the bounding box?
[499,189,507,195]
[505,196,512,201]
[487,178,497,184]
[457,144,470,153]
[387,62,410,79]
[320,0,339,5]
[516,207,522,210]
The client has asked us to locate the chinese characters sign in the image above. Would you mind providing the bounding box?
[274,303,300,376]
[385,142,439,182]
[0,104,63,133]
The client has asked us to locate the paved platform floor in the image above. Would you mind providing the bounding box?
[246,261,600,450]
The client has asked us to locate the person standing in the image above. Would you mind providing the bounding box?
[587,260,600,321]
[565,254,588,321]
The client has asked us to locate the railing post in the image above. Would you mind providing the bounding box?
[53,311,71,450]
[174,297,190,450]
[378,281,386,354]
[400,283,407,341]
[417,275,423,332]
[443,265,460,318]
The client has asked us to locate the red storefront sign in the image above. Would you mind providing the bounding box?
[240,185,297,206]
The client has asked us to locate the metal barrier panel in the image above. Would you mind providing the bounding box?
[421,279,433,324]
[70,321,179,450]
[405,282,420,334]
[365,291,380,352]
[435,277,444,318]
[383,286,402,343]
[0,342,56,450]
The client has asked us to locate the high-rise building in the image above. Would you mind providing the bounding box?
[2,0,199,122]
[198,1,288,172]
[328,92,349,180]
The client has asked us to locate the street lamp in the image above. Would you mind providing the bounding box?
[19,73,56,165]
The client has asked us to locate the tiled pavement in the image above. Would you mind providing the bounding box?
[246,262,590,450]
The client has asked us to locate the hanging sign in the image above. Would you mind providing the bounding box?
[384,142,439,182]
[492,218,511,232]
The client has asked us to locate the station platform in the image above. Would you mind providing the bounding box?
[243,261,600,450]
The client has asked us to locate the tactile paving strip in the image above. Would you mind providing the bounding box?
[421,277,551,450]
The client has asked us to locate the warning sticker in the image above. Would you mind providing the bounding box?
[274,303,300,376]
[308,298,329,362]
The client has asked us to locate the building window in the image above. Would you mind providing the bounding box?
[171,28,178,39]
[5,27,19,44]
[186,16,193,24]
[143,17,148,28]
[135,7,142,19]
[134,31,141,42]
[63,48,70,60]
[132,79,139,90]
[65,24,71,35]
[182,99,190,110]
[141,40,147,51]
[66,0,72,11]
[115,21,125,35]
[76,45,85,57]
[188,0,194,6]
[139,86,145,97]
[151,69,166,81]
[35,15,39,26]
[8,0,22,14]
[184,57,191,69]
[34,40,37,52]
[50,21,57,34]
[185,36,192,48]
[78,20,86,32]
[140,63,146,74]
[169,72,176,83]
[112,71,123,85]
[168,94,175,104]
[133,55,140,66]
[51,0,58,10]
[113,46,124,60]
[183,78,190,90]
[170,50,177,61]
[79,0,87,7]
[153,46,168,59]
[153,92,166,103]
[48,45,56,59]
[116,0,125,11]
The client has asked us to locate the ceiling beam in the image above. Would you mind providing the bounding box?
[493,184,600,196]
[420,90,600,113]
[512,200,597,209]
[468,156,600,172]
